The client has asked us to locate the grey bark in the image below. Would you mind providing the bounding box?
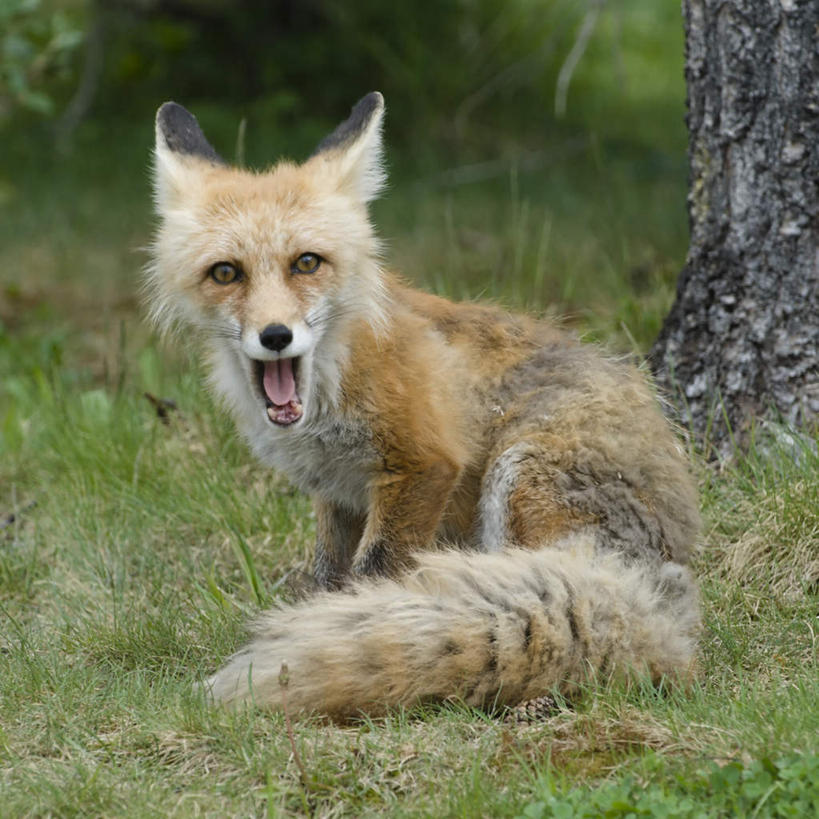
[650,0,819,457]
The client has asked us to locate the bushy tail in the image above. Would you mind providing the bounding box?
[205,533,700,719]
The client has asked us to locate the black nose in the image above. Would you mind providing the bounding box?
[259,323,293,352]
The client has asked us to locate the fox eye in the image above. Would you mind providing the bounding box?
[292,253,321,274]
[209,262,241,285]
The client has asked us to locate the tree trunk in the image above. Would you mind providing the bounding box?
[650,0,819,458]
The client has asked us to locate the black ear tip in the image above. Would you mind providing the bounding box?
[156,101,195,133]
[357,92,384,116]
[155,101,223,164]
[157,100,181,116]
[311,91,385,157]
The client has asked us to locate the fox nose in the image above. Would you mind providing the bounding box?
[259,323,293,352]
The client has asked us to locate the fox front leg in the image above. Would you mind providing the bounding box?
[312,500,365,589]
[353,458,460,578]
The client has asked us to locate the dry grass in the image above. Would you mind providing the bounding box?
[706,486,819,600]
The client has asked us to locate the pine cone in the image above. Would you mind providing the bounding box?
[504,695,558,725]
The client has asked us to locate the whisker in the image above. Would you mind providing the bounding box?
[206,321,243,342]
[305,303,372,328]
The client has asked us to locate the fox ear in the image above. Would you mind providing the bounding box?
[153,102,223,207]
[310,92,386,203]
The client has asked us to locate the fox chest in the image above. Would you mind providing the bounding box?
[262,418,377,510]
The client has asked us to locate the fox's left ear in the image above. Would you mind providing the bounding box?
[309,92,386,203]
[153,102,224,208]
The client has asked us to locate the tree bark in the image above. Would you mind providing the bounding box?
[650,0,819,458]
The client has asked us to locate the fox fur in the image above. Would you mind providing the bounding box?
[147,92,701,719]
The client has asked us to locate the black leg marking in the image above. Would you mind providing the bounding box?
[354,540,393,577]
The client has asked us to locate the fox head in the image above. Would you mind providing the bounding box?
[147,93,387,431]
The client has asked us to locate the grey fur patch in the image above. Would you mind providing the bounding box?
[479,443,533,551]
[156,102,223,164]
[656,562,697,602]
[556,473,665,565]
[312,92,383,156]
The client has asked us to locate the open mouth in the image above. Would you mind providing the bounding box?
[253,357,304,426]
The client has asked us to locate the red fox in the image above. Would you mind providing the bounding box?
[147,93,701,718]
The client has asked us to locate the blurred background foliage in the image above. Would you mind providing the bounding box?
[0,0,687,353]
[0,0,83,119]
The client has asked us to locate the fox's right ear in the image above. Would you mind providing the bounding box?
[153,102,223,208]
[309,92,386,203]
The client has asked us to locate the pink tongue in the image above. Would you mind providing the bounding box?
[263,359,296,406]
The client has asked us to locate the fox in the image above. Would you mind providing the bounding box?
[147,92,702,719]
